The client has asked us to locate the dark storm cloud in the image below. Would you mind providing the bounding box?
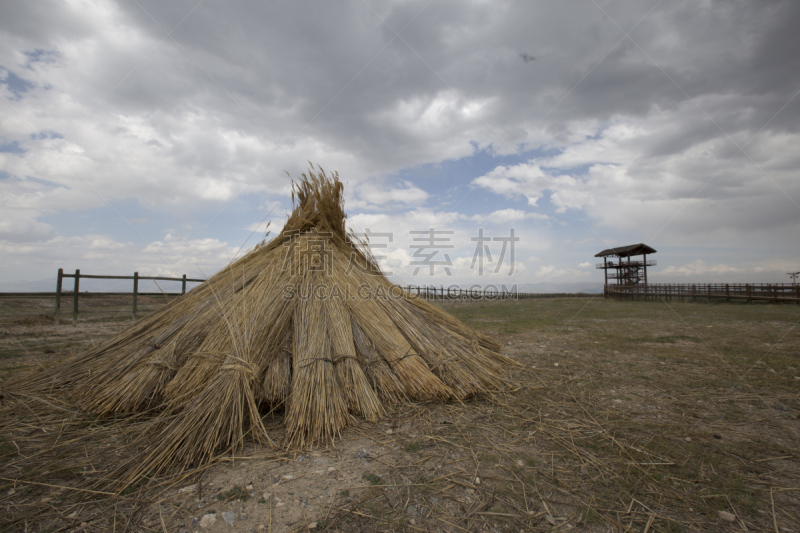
[0,0,798,282]
[5,0,789,171]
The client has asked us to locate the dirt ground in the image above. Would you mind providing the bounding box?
[1,297,799,532]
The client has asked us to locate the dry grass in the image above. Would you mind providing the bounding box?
[317,298,800,533]
[1,297,799,531]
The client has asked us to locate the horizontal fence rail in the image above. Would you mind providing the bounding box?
[604,283,800,304]
[1,279,599,326]
[400,285,596,301]
[54,268,206,325]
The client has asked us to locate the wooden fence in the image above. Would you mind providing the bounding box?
[54,268,206,325]
[604,283,800,304]
[1,276,600,326]
[402,285,517,301]
[400,286,596,301]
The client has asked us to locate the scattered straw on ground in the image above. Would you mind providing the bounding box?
[2,297,798,532]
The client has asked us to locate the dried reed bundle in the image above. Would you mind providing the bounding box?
[259,326,293,406]
[351,318,408,404]
[285,270,351,446]
[11,165,515,488]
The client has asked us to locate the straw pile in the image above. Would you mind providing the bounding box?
[25,166,514,486]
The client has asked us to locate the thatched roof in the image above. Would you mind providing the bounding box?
[595,243,657,258]
[29,166,514,487]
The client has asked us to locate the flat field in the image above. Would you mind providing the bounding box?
[1,296,798,532]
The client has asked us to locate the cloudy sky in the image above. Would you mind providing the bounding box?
[1,0,798,292]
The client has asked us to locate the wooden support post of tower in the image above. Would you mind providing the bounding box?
[643,253,648,284]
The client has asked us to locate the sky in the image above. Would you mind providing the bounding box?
[1,0,799,292]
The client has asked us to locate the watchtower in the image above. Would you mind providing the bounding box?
[595,244,657,286]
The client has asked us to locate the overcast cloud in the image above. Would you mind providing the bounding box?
[1,0,798,290]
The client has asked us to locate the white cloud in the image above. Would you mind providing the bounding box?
[0,209,56,242]
[0,230,238,283]
[1,0,799,285]
[532,265,590,281]
[649,259,800,283]
[141,235,239,275]
[473,108,800,243]
[345,208,552,285]
[350,180,429,209]
[472,164,594,212]
[470,208,548,224]
[659,260,742,277]
[246,220,277,235]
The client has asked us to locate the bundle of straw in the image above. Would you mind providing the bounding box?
[17,165,516,488]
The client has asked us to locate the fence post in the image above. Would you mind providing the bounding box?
[72,269,80,325]
[181,274,187,295]
[54,268,63,325]
[132,272,139,321]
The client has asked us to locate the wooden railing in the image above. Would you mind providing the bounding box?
[54,268,205,325]
[604,283,800,304]
[400,285,595,301]
[595,260,657,269]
